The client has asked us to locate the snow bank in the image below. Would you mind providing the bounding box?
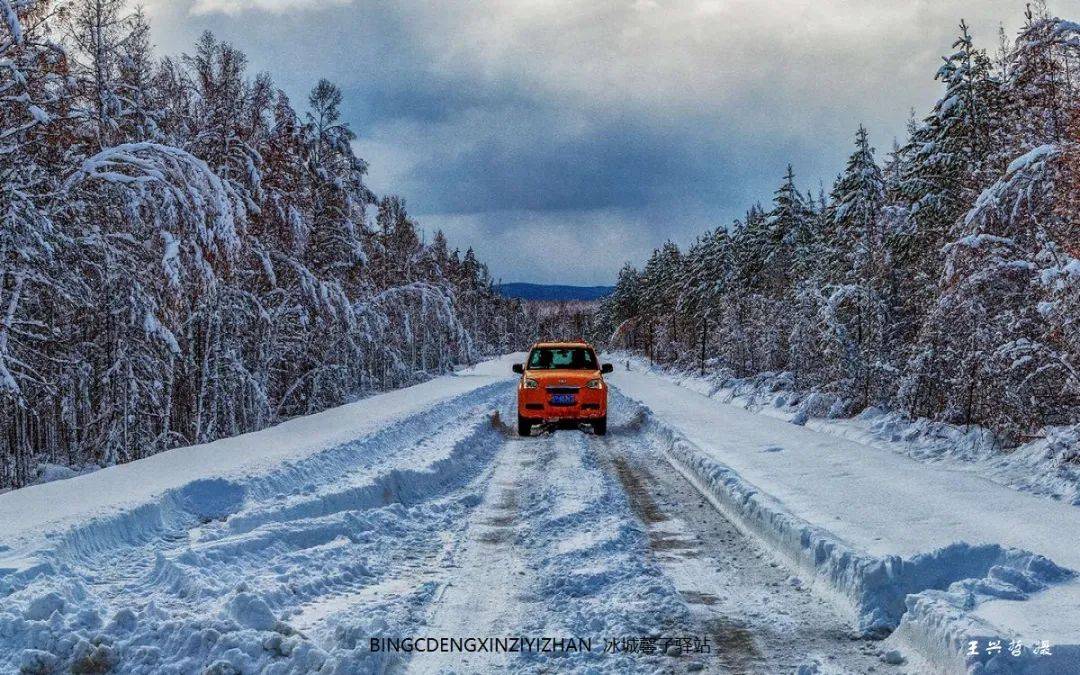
[0,355,521,674]
[0,378,514,594]
[0,356,519,558]
[0,393,512,673]
[893,583,1080,674]
[643,416,1072,634]
[636,410,1078,673]
[612,362,1080,671]
[29,463,100,487]
[617,354,1080,508]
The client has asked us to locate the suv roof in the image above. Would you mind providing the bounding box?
[531,340,591,348]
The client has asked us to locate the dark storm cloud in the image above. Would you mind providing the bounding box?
[406,111,701,213]
[142,0,1046,284]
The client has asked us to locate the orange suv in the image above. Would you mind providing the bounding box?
[512,341,614,437]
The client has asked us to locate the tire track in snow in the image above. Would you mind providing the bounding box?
[71,410,495,610]
[598,393,892,674]
[1,380,513,600]
[399,397,695,674]
[2,379,901,674]
[404,433,537,674]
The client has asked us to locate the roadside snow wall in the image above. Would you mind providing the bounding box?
[640,412,1076,674]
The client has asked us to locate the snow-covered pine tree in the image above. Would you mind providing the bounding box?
[591,4,1077,452]
[599,262,642,349]
[893,22,1001,338]
[675,227,733,374]
[767,165,816,290]
[637,241,681,362]
[724,206,769,375]
[924,144,1076,440]
[114,9,160,142]
[1004,4,1075,154]
[770,168,821,387]
[893,22,1004,418]
[907,10,1080,440]
[304,78,371,284]
[821,126,890,407]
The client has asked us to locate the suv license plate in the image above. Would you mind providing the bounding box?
[550,394,576,406]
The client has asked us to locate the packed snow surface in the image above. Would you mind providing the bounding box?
[0,357,522,673]
[629,356,1080,507]
[610,368,1080,563]
[0,359,780,673]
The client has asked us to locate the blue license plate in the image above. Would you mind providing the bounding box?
[550,394,576,406]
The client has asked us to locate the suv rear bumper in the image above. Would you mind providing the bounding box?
[518,389,606,420]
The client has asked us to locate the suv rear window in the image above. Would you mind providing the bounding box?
[527,347,597,370]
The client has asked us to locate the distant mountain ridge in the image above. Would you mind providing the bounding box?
[495,283,614,302]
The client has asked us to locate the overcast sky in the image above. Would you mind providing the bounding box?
[141,0,1074,285]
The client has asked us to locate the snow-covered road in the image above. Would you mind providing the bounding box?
[1,355,1076,673]
[399,394,884,674]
